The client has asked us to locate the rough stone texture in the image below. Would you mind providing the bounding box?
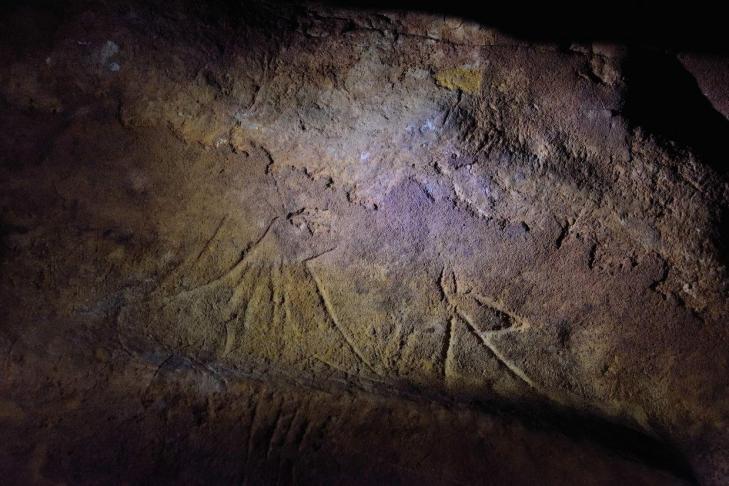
[680,54,729,120]
[0,1,727,484]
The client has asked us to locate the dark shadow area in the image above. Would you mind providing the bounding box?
[2,0,728,53]
[314,0,728,53]
[622,48,729,174]
[0,220,27,265]
[386,379,700,484]
[717,208,729,271]
[500,400,698,484]
[100,339,703,484]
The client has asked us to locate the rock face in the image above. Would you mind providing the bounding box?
[1,1,728,484]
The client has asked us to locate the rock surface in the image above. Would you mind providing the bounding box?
[1,1,728,484]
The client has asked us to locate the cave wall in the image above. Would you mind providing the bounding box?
[1,1,728,484]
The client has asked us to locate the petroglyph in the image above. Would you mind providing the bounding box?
[438,265,534,390]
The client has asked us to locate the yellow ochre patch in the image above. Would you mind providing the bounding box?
[434,67,483,94]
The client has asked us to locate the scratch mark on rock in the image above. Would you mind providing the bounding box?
[244,395,264,483]
[414,178,435,202]
[227,262,254,308]
[259,145,275,175]
[306,264,378,376]
[301,246,337,264]
[273,410,296,482]
[194,215,226,264]
[441,317,454,382]
[437,266,449,304]
[244,269,269,332]
[442,90,463,127]
[155,217,278,304]
[143,354,174,399]
[223,318,236,356]
[555,220,571,249]
[312,354,353,378]
[457,311,537,391]
[188,355,228,389]
[266,406,284,460]
[296,417,313,453]
[470,293,529,332]
[230,217,278,272]
[438,266,457,306]
[588,243,598,269]
[269,265,276,320]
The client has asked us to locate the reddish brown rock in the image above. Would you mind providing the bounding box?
[1,1,727,484]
